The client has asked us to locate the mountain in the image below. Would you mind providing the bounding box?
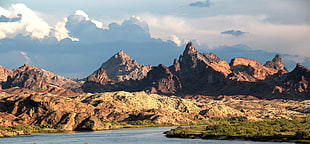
[82,50,152,93]
[82,42,309,100]
[1,64,82,96]
[101,50,152,81]
[266,64,310,99]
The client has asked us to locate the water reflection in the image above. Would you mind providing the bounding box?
[0,127,291,144]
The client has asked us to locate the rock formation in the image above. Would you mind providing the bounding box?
[82,51,152,93]
[266,64,310,100]
[229,57,278,81]
[264,54,288,73]
[1,64,82,96]
[0,91,309,137]
[101,50,152,81]
[0,65,12,83]
[81,42,309,100]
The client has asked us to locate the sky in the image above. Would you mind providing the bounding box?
[0,0,309,78]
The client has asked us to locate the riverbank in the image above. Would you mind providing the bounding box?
[0,120,175,138]
[164,116,310,142]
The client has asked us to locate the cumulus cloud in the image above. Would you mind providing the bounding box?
[143,14,310,58]
[189,0,212,8]
[0,7,182,77]
[221,30,247,36]
[0,3,309,78]
[0,14,22,22]
[64,12,151,43]
[169,35,182,46]
[0,3,51,39]
[54,18,79,41]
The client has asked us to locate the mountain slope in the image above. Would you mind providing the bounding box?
[1,64,82,95]
[82,51,152,93]
[82,42,309,100]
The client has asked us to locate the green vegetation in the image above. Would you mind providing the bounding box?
[164,116,310,142]
[103,120,173,129]
[0,124,66,137]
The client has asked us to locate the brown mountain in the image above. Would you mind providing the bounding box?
[82,42,309,100]
[1,64,82,96]
[266,64,310,99]
[82,51,152,93]
[101,50,152,81]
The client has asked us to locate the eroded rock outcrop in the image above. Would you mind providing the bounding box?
[82,51,152,93]
[229,57,279,81]
[0,65,12,83]
[81,42,309,100]
[264,54,288,73]
[101,50,152,81]
[0,92,107,131]
[1,64,81,96]
[267,64,310,100]
[0,91,309,135]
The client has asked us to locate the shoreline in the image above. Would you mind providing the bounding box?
[165,133,304,143]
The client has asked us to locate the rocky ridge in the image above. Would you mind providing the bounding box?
[0,91,309,137]
[82,42,309,100]
[82,51,152,93]
[1,64,82,96]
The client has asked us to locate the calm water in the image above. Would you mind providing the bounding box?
[0,127,292,144]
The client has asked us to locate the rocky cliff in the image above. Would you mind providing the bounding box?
[266,64,310,100]
[0,65,12,83]
[1,64,82,96]
[0,91,309,137]
[82,51,152,93]
[101,50,152,81]
[82,42,309,100]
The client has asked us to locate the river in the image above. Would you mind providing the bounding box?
[0,127,292,144]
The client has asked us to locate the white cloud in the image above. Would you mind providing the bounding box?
[138,13,310,58]
[169,35,182,46]
[54,18,79,41]
[0,3,51,39]
[74,10,89,20]
[140,13,192,40]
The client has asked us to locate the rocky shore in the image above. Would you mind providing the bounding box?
[0,91,309,137]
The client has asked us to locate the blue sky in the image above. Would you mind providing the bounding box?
[0,0,309,78]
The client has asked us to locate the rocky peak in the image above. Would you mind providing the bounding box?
[99,50,152,81]
[2,64,81,94]
[264,54,288,73]
[203,53,221,63]
[0,65,13,82]
[229,57,278,81]
[183,42,197,56]
[110,50,132,64]
[290,64,310,77]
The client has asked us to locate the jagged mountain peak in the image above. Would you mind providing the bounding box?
[2,64,82,93]
[292,63,310,74]
[273,54,282,63]
[15,64,42,72]
[86,50,152,83]
[112,50,132,62]
[183,42,197,56]
[264,54,288,72]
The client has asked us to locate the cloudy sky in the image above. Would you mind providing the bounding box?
[0,0,309,78]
